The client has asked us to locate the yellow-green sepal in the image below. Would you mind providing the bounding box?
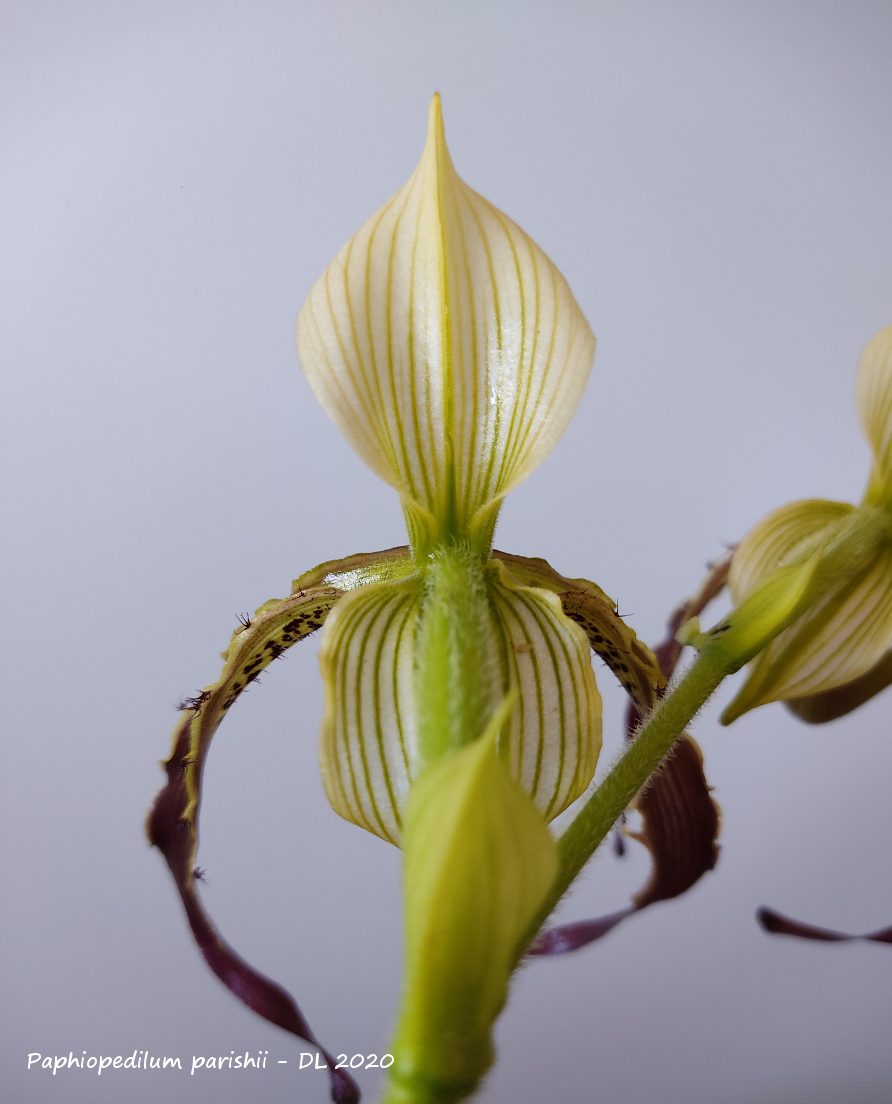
[384,697,558,1104]
[718,500,892,723]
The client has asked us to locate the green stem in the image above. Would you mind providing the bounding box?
[415,542,495,769]
[516,647,732,961]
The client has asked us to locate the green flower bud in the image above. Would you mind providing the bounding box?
[384,697,558,1104]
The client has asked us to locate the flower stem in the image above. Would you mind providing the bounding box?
[415,542,495,769]
[516,647,732,961]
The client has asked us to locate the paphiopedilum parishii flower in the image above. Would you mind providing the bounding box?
[297,93,601,836]
[687,325,892,724]
[679,324,892,950]
[149,95,674,1104]
[671,322,892,728]
[147,98,892,1100]
[298,94,605,1101]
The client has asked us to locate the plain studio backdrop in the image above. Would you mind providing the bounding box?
[3,2,892,1102]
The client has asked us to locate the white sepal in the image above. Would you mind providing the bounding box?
[297,95,594,547]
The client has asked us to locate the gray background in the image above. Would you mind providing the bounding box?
[3,2,892,1102]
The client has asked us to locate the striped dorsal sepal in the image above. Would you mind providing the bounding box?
[297,96,595,556]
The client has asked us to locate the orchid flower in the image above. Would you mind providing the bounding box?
[297,94,618,1101]
[297,94,602,847]
[714,325,892,724]
[687,324,892,950]
[151,96,842,1104]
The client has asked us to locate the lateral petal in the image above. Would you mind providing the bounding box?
[491,549,665,714]
[148,555,407,1104]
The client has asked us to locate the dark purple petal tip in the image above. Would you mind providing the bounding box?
[758,907,892,945]
[527,908,634,955]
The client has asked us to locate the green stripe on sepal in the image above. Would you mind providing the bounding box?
[383,696,558,1104]
[297,95,595,554]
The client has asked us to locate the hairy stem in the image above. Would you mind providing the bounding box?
[415,543,496,769]
[516,647,732,961]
